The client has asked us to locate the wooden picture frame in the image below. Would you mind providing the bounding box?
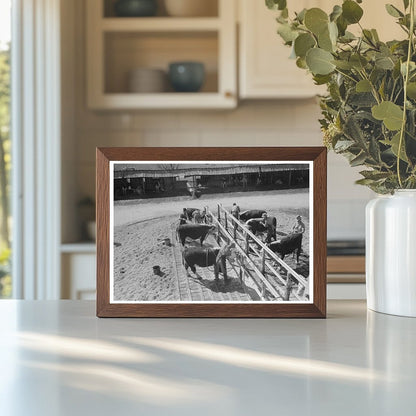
[96,147,327,318]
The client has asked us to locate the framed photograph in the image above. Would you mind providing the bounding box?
[96,147,327,318]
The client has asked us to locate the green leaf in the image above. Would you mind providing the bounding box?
[336,15,348,36]
[342,0,364,24]
[277,23,298,43]
[318,27,334,52]
[306,48,335,75]
[304,8,329,35]
[313,74,332,85]
[407,82,416,99]
[360,170,392,181]
[388,132,409,162]
[385,4,404,18]
[339,31,356,43]
[330,5,342,22]
[296,8,307,23]
[375,55,395,70]
[372,101,404,131]
[296,57,308,69]
[403,0,410,10]
[333,60,353,70]
[266,0,287,11]
[294,33,316,58]
[371,29,380,42]
[334,139,355,152]
[350,54,368,70]
[356,79,372,92]
[350,151,368,167]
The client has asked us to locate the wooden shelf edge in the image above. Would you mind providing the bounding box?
[88,93,237,110]
[101,17,221,32]
[61,243,96,254]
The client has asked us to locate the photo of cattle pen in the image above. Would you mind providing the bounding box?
[110,161,313,303]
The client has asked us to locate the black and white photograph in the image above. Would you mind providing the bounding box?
[110,162,313,303]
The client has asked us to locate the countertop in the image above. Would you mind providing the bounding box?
[0,300,415,415]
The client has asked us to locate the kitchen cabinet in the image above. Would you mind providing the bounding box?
[61,245,96,300]
[239,0,324,99]
[238,0,404,99]
[86,0,237,109]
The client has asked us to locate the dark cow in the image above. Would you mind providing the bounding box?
[239,210,266,222]
[245,218,267,235]
[182,243,236,282]
[177,224,216,247]
[245,216,277,242]
[183,208,199,221]
[268,233,303,263]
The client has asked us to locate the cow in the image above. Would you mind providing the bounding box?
[245,215,277,242]
[182,208,199,221]
[182,243,236,282]
[268,233,303,264]
[179,213,188,225]
[192,209,207,224]
[177,224,216,247]
[239,210,267,222]
[245,218,267,235]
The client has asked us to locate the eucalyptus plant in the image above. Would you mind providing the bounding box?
[266,0,416,193]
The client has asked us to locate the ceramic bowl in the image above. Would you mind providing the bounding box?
[168,62,205,92]
[128,68,167,93]
[114,0,158,17]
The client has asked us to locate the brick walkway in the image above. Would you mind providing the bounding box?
[170,224,252,302]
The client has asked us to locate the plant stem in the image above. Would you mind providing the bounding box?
[397,0,415,188]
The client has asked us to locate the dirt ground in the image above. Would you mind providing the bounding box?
[113,189,310,302]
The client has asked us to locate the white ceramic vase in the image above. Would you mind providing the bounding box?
[366,190,416,317]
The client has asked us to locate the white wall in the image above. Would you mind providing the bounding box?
[61,0,374,243]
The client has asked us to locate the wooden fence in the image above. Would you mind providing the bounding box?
[207,204,309,302]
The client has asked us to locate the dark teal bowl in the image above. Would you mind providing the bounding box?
[168,62,205,93]
[114,0,157,17]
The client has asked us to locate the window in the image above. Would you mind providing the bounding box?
[0,0,11,298]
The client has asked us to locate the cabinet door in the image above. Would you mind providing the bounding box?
[239,0,404,99]
[62,253,96,300]
[239,0,325,99]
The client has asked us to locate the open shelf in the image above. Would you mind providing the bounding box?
[87,0,236,109]
[104,31,218,94]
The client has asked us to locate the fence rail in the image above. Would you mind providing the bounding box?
[206,204,309,301]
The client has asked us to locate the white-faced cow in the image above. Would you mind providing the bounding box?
[182,243,236,283]
[268,233,303,264]
[177,223,216,247]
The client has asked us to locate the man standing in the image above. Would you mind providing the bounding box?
[292,215,306,234]
[231,203,240,220]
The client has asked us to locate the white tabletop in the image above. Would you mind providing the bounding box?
[0,300,415,416]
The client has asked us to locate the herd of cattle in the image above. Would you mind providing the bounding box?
[176,207,304,285]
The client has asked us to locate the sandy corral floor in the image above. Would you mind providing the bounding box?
[113,189,310,302]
